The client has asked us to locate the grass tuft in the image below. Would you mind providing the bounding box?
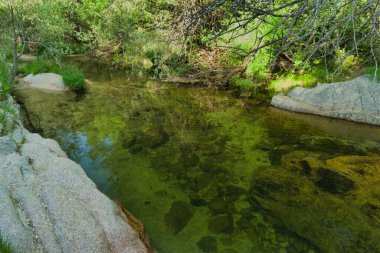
[18,61,85,91]
[60,69,85,91]
[0,235,13,253]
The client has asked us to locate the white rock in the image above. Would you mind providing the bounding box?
[24,73,68,92]
[271,76,380,125]
[0,97,151,253]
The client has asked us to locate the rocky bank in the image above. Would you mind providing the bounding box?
[271,76,380,125]
[0,96,153,253]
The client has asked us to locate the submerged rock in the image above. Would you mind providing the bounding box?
[208,215,234,234]
[196,236,218,253]
[137,123,169,149]
[250,152,380,252]
[271,76,380,125]
[164,201,194,234]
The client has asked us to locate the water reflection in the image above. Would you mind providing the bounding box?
[15,63,380,253]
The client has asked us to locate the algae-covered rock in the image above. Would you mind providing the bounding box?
[196,236,218,253]
[165,201,194,234]
[208,215,234,234]
[137,123,169,148]
[250,152,380,252]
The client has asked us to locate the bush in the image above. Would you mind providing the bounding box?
[60,69,85,91]
[232,78,254,89]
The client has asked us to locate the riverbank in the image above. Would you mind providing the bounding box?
[0,96,153,253]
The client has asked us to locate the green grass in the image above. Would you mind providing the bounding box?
[18,61,85,91]
[365,66,379,82]
[269,73,319,92]
[60,69,85,91]
[18,61,60,75]
[0,62,11,97]
[0,235,13,253]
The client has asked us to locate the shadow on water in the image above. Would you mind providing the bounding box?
[15,59,380,253]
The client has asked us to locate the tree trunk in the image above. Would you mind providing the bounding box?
[9,5,18,82]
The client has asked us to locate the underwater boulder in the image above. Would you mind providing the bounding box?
[164,201,194,234]
[196,236,218,253]
[137,123,169,149]
[250,153,380,252]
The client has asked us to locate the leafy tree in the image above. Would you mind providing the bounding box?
[182,0,380,79]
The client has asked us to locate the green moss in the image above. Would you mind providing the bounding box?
[61,69,85,91]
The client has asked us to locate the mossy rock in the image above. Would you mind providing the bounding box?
[207,215,234,234]
[250,153,380,252]
[196,236,218,253]
[164,201,194,234]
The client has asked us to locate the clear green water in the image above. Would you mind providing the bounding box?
[16,61,380,253]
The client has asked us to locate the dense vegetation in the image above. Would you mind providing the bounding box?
[0,0,379,96]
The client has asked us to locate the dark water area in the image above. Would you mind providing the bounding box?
[15,59,380,253]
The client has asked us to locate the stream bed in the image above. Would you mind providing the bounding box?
[15,60,380,253]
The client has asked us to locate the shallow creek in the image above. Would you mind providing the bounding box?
[15,60,380,253]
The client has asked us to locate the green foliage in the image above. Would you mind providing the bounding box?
[335,49,359,70]
[61,69,85,91]
[245,49,272,80]
[232,78,253,89]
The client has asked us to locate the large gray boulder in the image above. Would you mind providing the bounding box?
[23,73,68,92]
[0,99,152,253]
[271,76,380,125]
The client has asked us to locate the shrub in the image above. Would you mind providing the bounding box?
[232,78,254,89]
[60,69,85,91]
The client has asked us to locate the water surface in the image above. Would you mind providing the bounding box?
[16,61,380,253]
